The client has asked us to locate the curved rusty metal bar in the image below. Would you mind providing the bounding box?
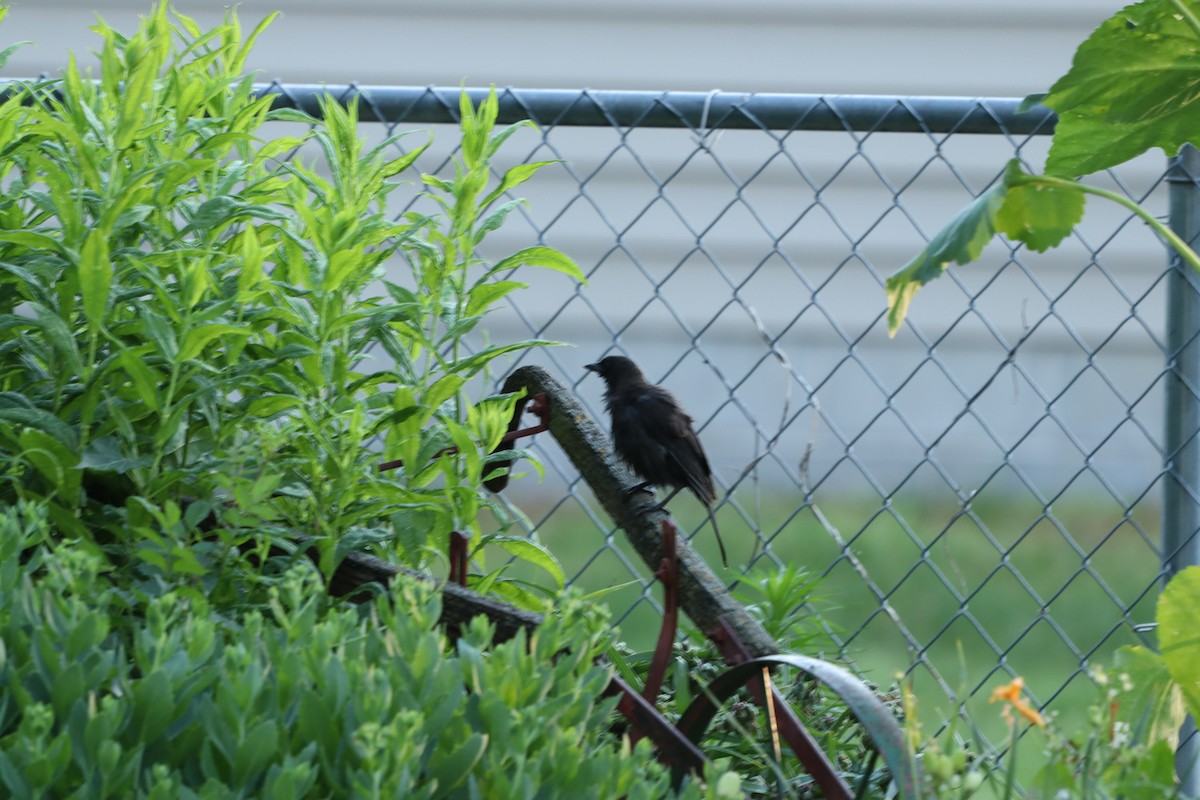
[675,654,922,799]
[494,366,920,796]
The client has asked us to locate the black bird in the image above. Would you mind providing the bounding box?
[585,355,728,568]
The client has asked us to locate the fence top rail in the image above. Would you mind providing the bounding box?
[263,84,1057,136]
[1,78,1057,136]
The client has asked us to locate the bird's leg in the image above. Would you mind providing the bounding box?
[647,485,684,513]
[622,480,657,498]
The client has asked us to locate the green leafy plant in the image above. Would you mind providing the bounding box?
[0,3,577,608]
[885,0,1200,335]
[0,500,750,798]
[607,565,903,797]
[907,568,1200,798]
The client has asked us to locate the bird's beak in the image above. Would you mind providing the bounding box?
[584,362,599,374]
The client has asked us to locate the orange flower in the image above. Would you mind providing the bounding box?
[989,676,1045,728]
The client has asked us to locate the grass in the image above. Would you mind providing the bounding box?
[484,485,1164,770]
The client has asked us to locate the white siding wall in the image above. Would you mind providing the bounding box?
[2,2,1165,500]
[7,2,1118,95]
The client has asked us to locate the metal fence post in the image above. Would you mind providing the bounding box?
[1164,143,1200,794]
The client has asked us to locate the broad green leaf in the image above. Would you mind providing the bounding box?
[79,436,151,473]
[886,160,1085,335]
[19,427,80,503]
[487,535,565,589]
[428,732,487,795]
[129,670,174,743]
[178,323,251,362]
[1042,0,1200,176]
[424,374,465,412]
[885,182,1005,336]
[466,280,525,318]
[488,579,549,611]
[994,160,1085,252]
[187,196,243,232]
[1112,645,1186,748]
[1159,565,1200,718]
[233,719,279,787]
[245,394,302,418]
[257,135,308,160]
[489,245,585,284]
[79,229,113,331]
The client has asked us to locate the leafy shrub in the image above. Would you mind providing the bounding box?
[0,5,741,798]
[0,3,575,605]
[0,502,725,798]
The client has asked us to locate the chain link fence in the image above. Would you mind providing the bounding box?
[267,84,1188,750]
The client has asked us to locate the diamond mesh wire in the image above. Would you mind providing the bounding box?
[264,84,1180,747]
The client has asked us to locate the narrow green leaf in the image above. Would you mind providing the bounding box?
[0,231,65,254]
[0,41,28,72]
[473,198,525,245]
[116,59,156,152]
[485,119,536,159]
[31,302,84,376]
[141,308,179,362]
[236,225,266,300]
[266,107,319,125]
[79,229,113,330]
[481,161,558,210]
[489,245,585,284]
[428,733,487,795]
[488,579,549,611]
[118,349,161,411]
[466,280,525,318]
[19,427,81,503]
[445,340,564,379]
[0,751,31,798]
[379,141,430,179]
[230,11,279,74]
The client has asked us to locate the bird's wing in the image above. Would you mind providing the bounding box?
[640,389,716,505]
